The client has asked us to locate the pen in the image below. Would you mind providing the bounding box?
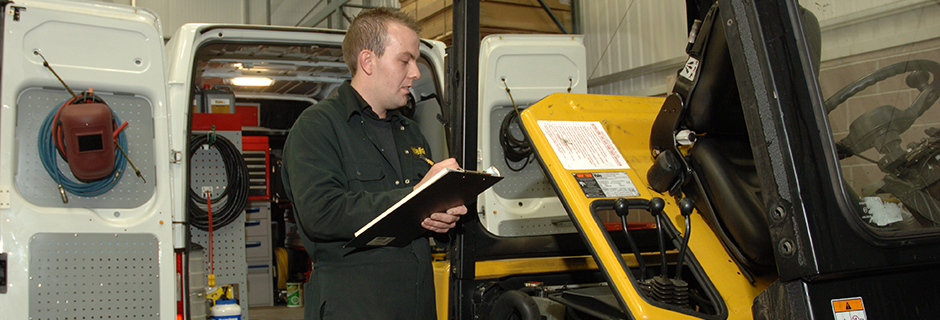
[411,147,434,166]
[421,156,434,166]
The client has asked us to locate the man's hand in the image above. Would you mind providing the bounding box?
[416,158,467,233]
[422,205,468,233]
[414,158,459,190]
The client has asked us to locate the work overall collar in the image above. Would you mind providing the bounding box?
[342,82,415,182]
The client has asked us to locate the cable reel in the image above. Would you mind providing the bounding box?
[187,132,250,231]
[498,78,534,172]
[38,90,131,203]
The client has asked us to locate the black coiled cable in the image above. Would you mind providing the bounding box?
[188,133,249,231]
[498,80,533,172]
[499,109,533,171]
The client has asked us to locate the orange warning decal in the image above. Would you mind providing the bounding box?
[832,298,864,312]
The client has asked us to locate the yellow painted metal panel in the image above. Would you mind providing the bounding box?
[433,260,450,320]
[475,252,675,280]
[518,92,772,319]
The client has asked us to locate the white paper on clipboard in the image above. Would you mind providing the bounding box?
[536,120,630,170]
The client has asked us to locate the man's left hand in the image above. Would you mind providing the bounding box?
[422,205,468,233]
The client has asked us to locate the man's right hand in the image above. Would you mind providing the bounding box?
[414,157,459,190]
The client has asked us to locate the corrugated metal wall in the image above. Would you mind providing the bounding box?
[582,0,687,96]
[802,0,913,21]
[580,0,937,96]
[803,0,940,61]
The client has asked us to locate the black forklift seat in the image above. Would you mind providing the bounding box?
[648,4,821,272]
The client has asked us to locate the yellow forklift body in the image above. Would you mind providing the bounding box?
[515,92,773,319]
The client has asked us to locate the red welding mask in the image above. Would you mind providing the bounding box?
[58,102,115,181]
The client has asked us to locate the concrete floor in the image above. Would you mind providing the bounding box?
[249,306,305,320]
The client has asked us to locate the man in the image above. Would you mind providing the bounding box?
[281,7,467,320]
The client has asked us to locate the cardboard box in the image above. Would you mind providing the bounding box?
[479,2,571,33]
[419,9,452,41]
[416,0,453,21]
[488,0,570,11]
[402,0,570,17]
[401,0,417,19]
[411,1,572,45]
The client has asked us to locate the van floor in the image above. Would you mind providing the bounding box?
[249,306,304,320]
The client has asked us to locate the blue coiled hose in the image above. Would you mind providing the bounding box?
[38,100,128,198]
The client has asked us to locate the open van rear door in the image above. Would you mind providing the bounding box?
[475,34,587,236]
[163,23,448,316]
[0,1,176,319]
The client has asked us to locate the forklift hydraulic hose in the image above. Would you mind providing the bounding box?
[489,290,541,320]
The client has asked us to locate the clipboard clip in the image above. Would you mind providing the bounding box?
[483,166,501,177]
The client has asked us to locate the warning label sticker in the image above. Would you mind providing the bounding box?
[679,56,700,81]
[573,171,640,198]
[831,297,866,320]
[537,121,630,170]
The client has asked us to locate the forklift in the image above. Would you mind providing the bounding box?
[439,0,940,319]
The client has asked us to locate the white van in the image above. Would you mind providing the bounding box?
[0,1,585,319]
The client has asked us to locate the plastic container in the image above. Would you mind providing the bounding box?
[286,282,303,307]
[193,85,236,114]
[211,299,242,320]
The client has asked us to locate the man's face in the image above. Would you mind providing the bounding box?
[372,22,421,111]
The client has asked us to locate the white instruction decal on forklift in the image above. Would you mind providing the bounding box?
[680,56,700,81]
[573,172,640,198]
[537,121,629,170]
[831,297,866,320]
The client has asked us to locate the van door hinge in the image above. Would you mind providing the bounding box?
[9,6,25,22]
[171,149,182,163]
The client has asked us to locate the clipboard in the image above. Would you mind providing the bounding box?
[345,168,503,248]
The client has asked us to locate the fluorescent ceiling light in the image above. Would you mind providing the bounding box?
[232,77,273,86]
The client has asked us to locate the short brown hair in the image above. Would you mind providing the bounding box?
[343,7,422,77]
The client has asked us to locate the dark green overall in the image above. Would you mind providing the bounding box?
[282,81,436,320]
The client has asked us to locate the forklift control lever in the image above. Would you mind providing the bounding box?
[675,198,695,281]
[649,197,668,277]
[614,197,648,280]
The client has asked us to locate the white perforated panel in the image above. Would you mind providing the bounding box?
[489,106,557,199]
[189,130,248,317]
[14,88,156,208]
[29,233,160,320]
[498,217,578,236]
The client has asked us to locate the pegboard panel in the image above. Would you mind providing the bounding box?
[189,130,249,317]
[29,233,160,320]
[489,106,557,199]
[498,216,577,236]
[15,88,156,208]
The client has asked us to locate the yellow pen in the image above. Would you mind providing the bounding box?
[412,147,434,166]
[421,156,434,166]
